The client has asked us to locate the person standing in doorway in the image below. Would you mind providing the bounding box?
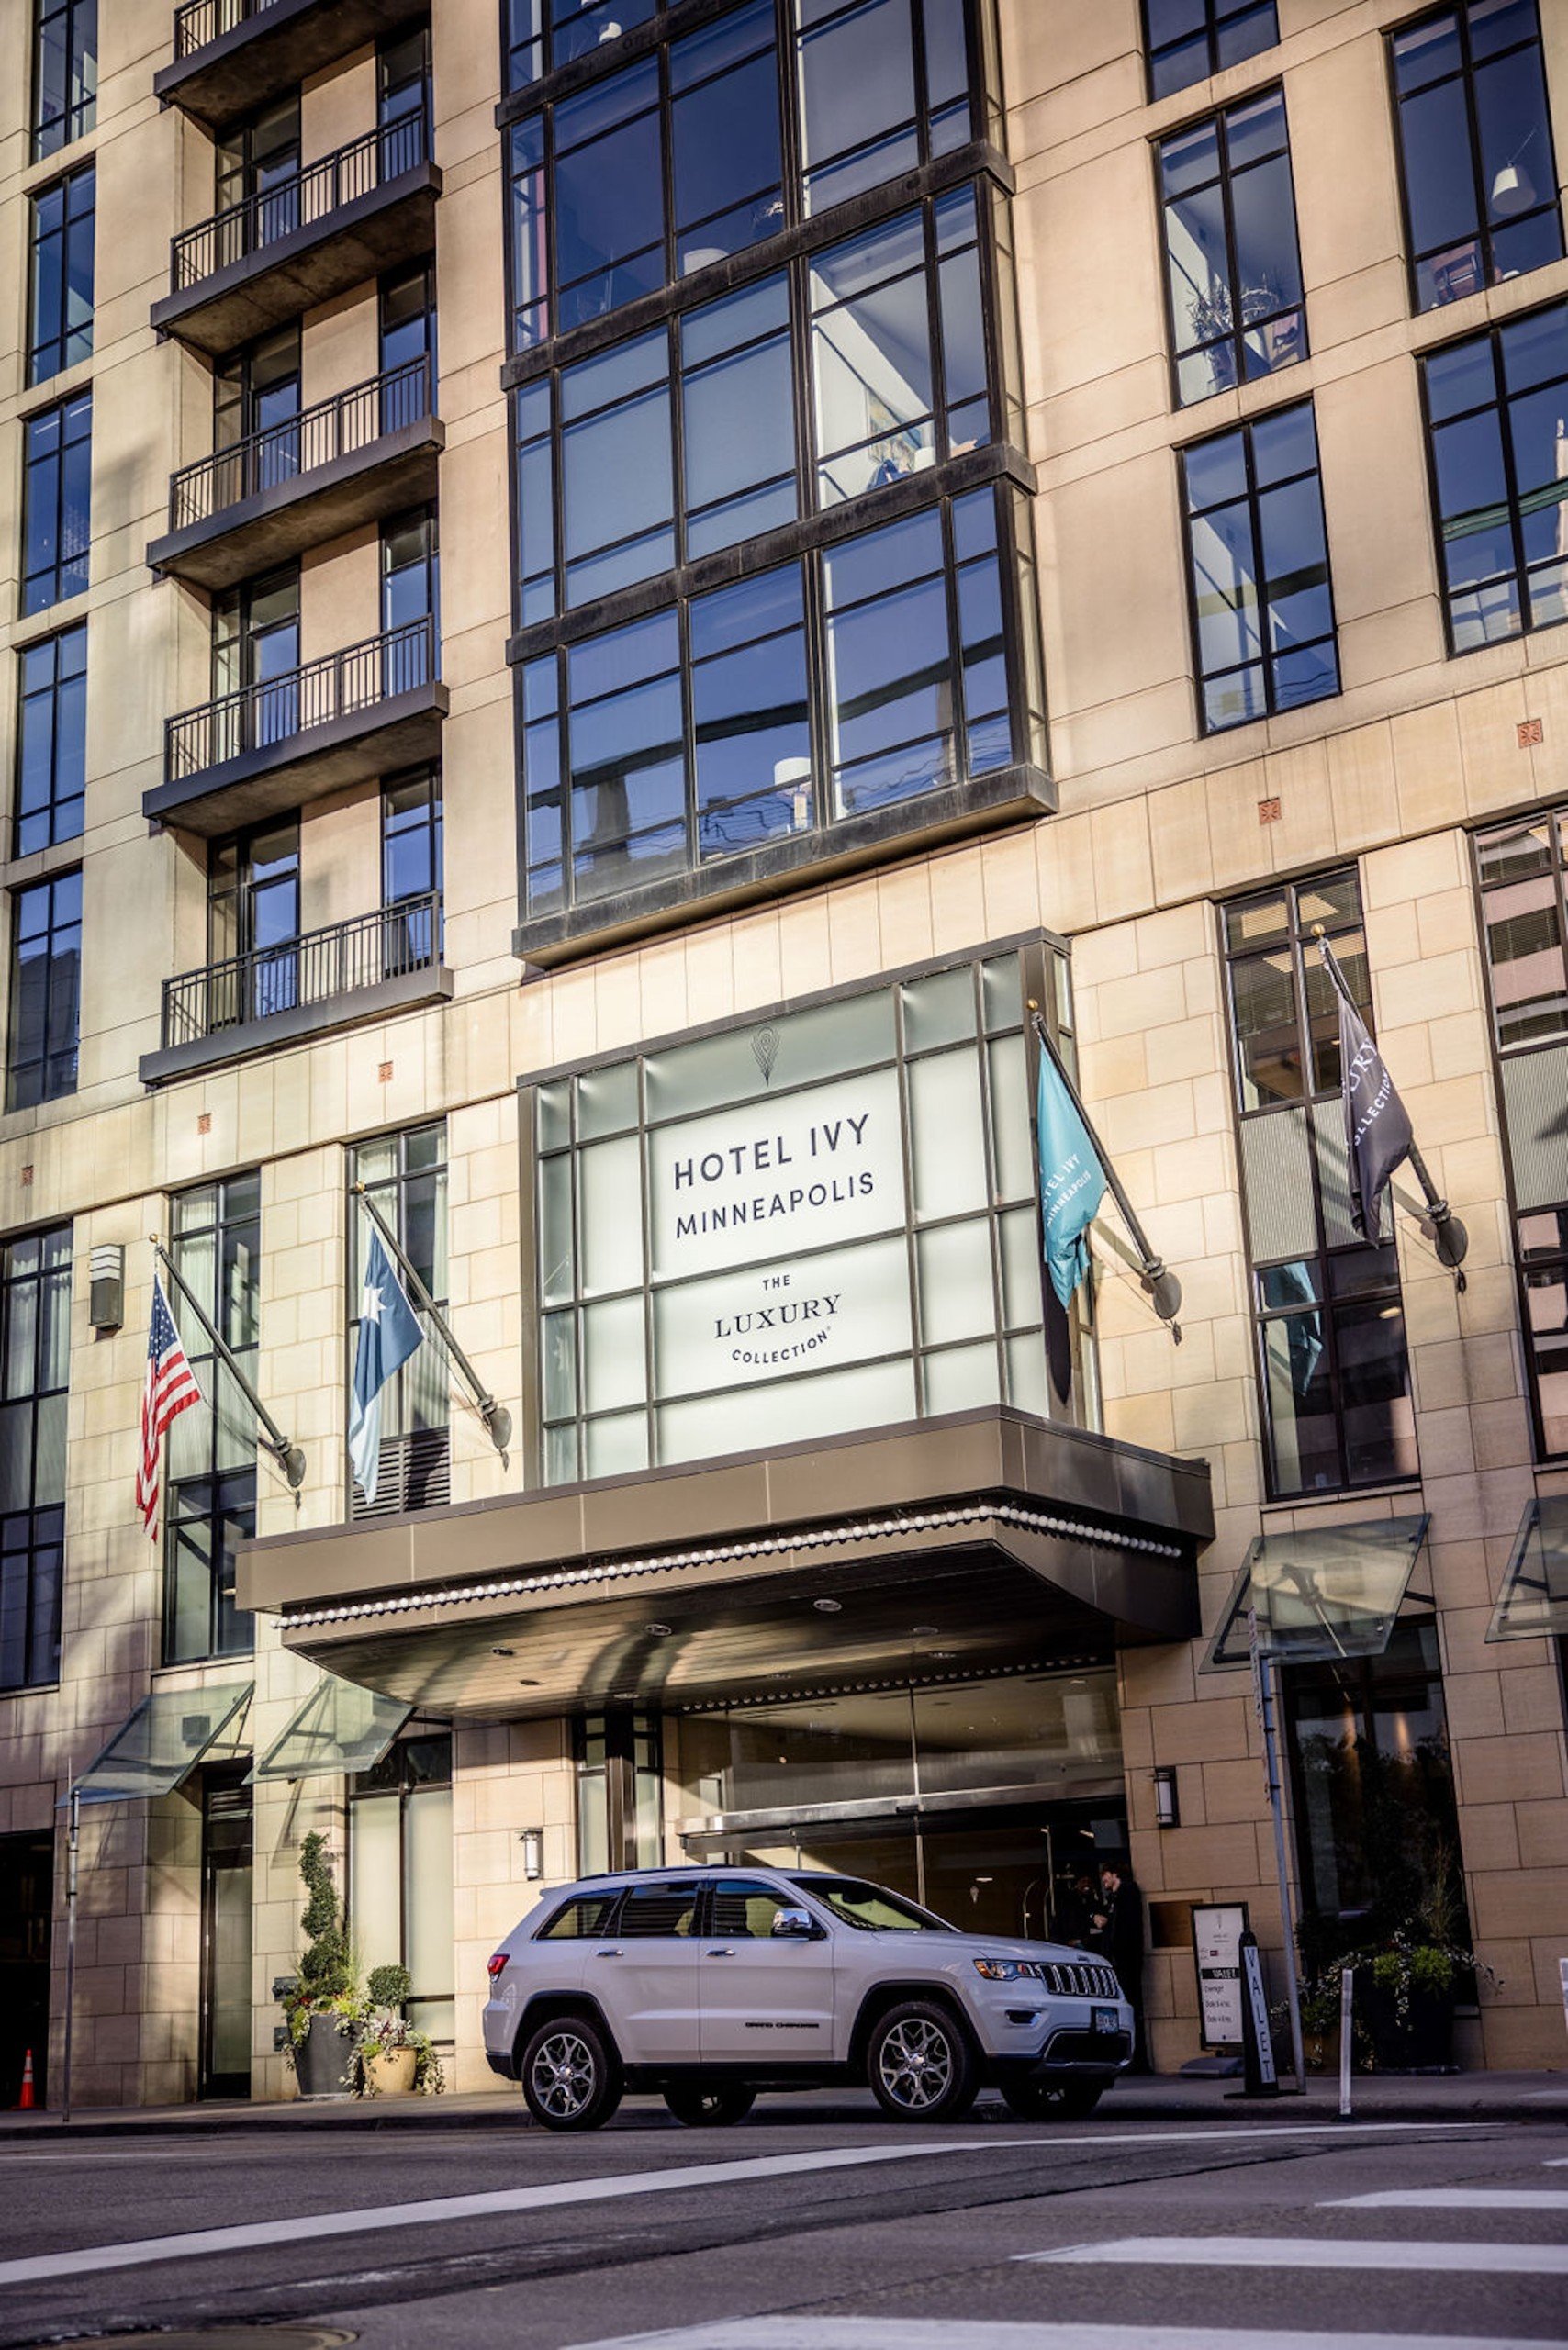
[1092,1858,1148,2071]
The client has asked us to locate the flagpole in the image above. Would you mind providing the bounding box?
[1027,1005,1182,1336]
[1311,933,1469,1284]
[351,1187,512,1457]
[150,1239,308,1488]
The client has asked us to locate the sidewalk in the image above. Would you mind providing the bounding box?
[2,2068,1562,2139]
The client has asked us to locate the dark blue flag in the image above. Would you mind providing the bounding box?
[349,1229,424,1504]
[1324,944,1413,1240]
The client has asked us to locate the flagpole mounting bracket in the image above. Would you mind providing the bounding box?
[151,1237,309,1491]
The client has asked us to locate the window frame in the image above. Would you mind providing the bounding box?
[1155,84,1307,410]
[32,0,96,162]
[1142,0,1279,104]
[0,1225,70,1695]
[162,1171,261,1664]
[14,622,87,858]
[1387,0,1564,319]
[1179,396,1340,735]
[21,393,92,618]
[6,870,82,1112]
[1220,870,1418,1501]
[27,161,95,386]
[349,1730,454,2042]
[347,1122,450,1517]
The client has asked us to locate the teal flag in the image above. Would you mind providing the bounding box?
[1036,1050,1108,1307]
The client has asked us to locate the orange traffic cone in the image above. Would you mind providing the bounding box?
[17,2050,34,2110]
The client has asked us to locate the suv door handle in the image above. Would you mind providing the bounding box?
[705,1947,736,1957]
[595,1947,623,1956]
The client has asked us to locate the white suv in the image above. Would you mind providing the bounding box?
[483,1864,1133,2131]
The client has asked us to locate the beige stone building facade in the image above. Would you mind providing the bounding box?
[0,0,1563,2109]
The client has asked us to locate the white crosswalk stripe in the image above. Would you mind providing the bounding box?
[1327,2188,1568,2211]
[573,2326,1562,2350]
[1020,2239,1568,2275]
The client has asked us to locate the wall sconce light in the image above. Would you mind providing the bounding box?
[1154,1766,1179,1829]
[519,1827,543,1879]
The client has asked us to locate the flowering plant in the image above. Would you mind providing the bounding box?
[351,1962,445,2096]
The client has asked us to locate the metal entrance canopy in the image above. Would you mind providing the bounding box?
[66,1682,252,1804]
[1487,1494,1568,1641]
[1204,1515,1431,1669]
[254,1675,412,1782]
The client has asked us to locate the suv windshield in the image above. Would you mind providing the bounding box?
[791,1874,954,1931]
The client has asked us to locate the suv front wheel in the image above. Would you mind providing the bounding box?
[520,2014,622,2132]
[867,2000,977,2123]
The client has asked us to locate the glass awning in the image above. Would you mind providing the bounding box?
[1204,1516,1430,1669]
[68,1682,252,1804]
[1487,1494,1568,1641]
[254,1674,411,1782]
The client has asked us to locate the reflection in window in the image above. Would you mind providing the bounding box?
[1475,807,1568,1048]
[507,0,659,90]
[1159,90,1305,408]
[15,623,86,857]
[1422,299,1568,653]
[555,60,665,330]
[28,162,93,386]
[1257,1250,1417,1494]
[351,1735,454,2042]
[561,332,675,602]
[7,871,80,1111]
[523,487,1025,919]
[1143,0,1277,102]
[681,276,796,557]
[1224,870,1368,1112]
[797,0,969,215]
[1520,1209,1568,1456]
[672,2,784,274]
[0,1226,69,1693]
[164,1170,260,1664]
[1181,398,1338,733]
[32,0,95,161]
[1391,0,1562,316]
[22,394,91,616]
[350,1125,449,1517]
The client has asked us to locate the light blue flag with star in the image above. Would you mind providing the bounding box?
[349,1229,424,1504]
[1036,1049,1108,1308]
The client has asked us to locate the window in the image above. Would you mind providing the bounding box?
[522,486,1028,918]
[32,0,95,160]
[21,394,91,616]
[0,1227,69,1693]
[538,1889,622,1939]
[382,509,440,693]
[380,260,435,427]
[710,1880,801,1938]
[350,1125,448,1516]
[15,625,86,857]
[1223,872,1417,1497]
[1144,0,1277,101]
[620,1882,700,1935]
[7,873,81,1112]
[1422,298,1568,652]
[383,768,442,971]
[351,1733,454,2041]
[1282,1623,1469,1964]
[1181,397,1338,733]
[576,1712,663,1873]
[505,0,981,349]
[28,162,94,386]
[1159,90,1305,407]
[1391,0,1562,315]
[163,1174,260,1663]
[1473,807,1568,1458]
[533,946,1058,1483]
[207,823,299,1025]
[213,325,301,497]
[214,94,301,265]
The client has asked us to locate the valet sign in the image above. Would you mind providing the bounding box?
[649,1066,911,1398]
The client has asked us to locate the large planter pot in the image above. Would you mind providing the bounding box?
[1363,1985,1455,2073]
[364,2046,418,2098]
[295,2011,357,2099]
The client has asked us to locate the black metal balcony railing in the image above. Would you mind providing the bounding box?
[174,0,284,55]
[166,616,436,781]
[168,359,432,533]
[171,114,429,293]
[162,893,442,1048]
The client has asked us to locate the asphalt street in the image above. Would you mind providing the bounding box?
[0,2098,1562,2350]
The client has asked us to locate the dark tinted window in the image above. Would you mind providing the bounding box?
[539,1890,622,1939]
[1144,0,1277,101]
[619,1882,701,1936]
[790,1874,948,1930]
[1159,90,1305,408]
[33,0,96,161]
[22,394,91,616]
[710,1880,799,1938]
[28,162,94,386]
[15,623,86,857]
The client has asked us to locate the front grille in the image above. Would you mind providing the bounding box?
[1039,1961,1120,1998]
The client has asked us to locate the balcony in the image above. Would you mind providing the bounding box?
[140,895,451,1084]
[148,360,442,590]
[146,618,446,835]
[151,118,440,356]
[157,0,433,129]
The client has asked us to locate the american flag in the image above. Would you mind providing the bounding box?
[137,1275,203,1541]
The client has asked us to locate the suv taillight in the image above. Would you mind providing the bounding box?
[487,1953,509,1980]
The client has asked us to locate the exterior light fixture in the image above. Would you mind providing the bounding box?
[644,1621,673,1638]
[812,1597,842,1614]
[1154,1765,1180,1828]
[519,1827,543,1878]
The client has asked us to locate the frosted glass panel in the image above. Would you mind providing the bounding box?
[657,1355,914,1462]
[909,1050,987,1219]
[543,1310,577,1420]
[917,1218,993,1345]
[999,1204,1043,1328]
[586,1409,649,1477]
[351,1798,402,1977]
[902,966,973,1051]
[406,1785,454,1999]
[578,1136,643,1294]
[1006,1330,1048,1416]
[923,1342,999,1413]
[644,988,895,1123]
[583,1293,646,1412]
[988,1031,1033,1200]
[540,1154,575,1304]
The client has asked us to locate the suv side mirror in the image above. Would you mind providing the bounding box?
[770,1907,820,1940]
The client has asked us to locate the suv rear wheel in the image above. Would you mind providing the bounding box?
[663,2083,756,2127]
[867,2000,977,2123]
[520,2015,622,2132]
[1000,2076,1105,2121]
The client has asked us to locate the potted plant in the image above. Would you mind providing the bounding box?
[353,1963,446,2099]
[280,1831,363,2098]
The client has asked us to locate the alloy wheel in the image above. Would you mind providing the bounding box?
[876,2016,955,2111]
[530,2028,597,2120]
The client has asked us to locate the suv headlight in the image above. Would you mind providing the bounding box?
[973,1958,1024,1982]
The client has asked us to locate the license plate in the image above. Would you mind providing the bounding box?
[1092,2007,1119,2034]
